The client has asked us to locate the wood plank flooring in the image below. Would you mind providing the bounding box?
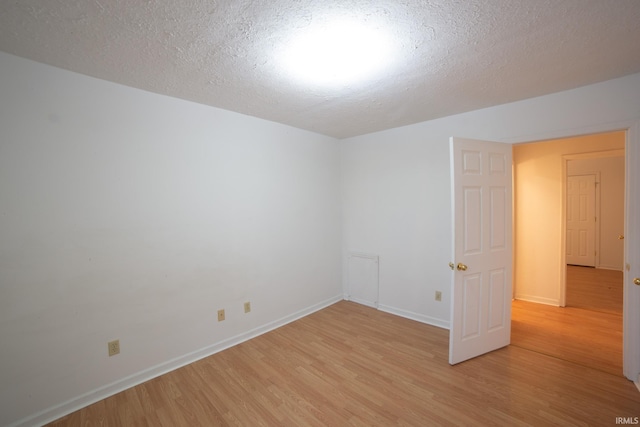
[49,298,639,426]
[511,265,623,376]
[566,264,623,314]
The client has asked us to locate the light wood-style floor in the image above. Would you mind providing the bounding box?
[50,297,639,426]
[511,265,623,376]
[566,264,623,315]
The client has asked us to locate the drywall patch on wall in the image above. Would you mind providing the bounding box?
[346,252,379,308]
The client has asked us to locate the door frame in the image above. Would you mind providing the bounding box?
[503,118,640,382]
[564,172,599,269]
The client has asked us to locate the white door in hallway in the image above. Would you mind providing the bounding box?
[449,137,512,365]
[566,174,596,267]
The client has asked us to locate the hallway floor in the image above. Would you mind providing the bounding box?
[511,266,623,377]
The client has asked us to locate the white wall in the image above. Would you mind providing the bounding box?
[341,72,640,327]
[0,52,342,426]
[568,154,625,270]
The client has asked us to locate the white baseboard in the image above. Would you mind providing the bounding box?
[514,294,560,306]
[377,304,449,330]
[597,265,624,272]
[344,295,378,308]
[12,294,343,427]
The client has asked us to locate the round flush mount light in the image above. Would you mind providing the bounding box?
[280,17,396,89]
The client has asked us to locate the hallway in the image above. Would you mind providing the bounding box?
[511,265,623,376]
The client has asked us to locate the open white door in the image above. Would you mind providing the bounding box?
[449,137,513,365]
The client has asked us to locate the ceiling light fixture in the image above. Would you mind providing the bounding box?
[280,17,395,88]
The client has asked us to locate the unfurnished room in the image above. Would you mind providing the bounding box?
[1,1,640,426]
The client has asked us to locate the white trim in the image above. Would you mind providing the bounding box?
[499,120,631,145]
[345,295,378,308]
[9,295,344,427]
[563,149,625,160]
[597,265,625,272]
[623,121,640,381]
[514,295,560,306]
[560,156,568,306]
[377,304,450,330]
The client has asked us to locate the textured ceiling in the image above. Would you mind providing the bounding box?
[1,0,640,138]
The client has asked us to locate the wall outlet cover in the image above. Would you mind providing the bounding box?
[108,340,120,357]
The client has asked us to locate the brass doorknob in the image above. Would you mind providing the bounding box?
[457,263,468,271]
[634,278,640,286]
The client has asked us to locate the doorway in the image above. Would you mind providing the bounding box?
[510,131,625,375]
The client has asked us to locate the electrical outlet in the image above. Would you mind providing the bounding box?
[435,291,442,302]
[108,339,120,357]
[217,309,225,322]
[244,302,251,313]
